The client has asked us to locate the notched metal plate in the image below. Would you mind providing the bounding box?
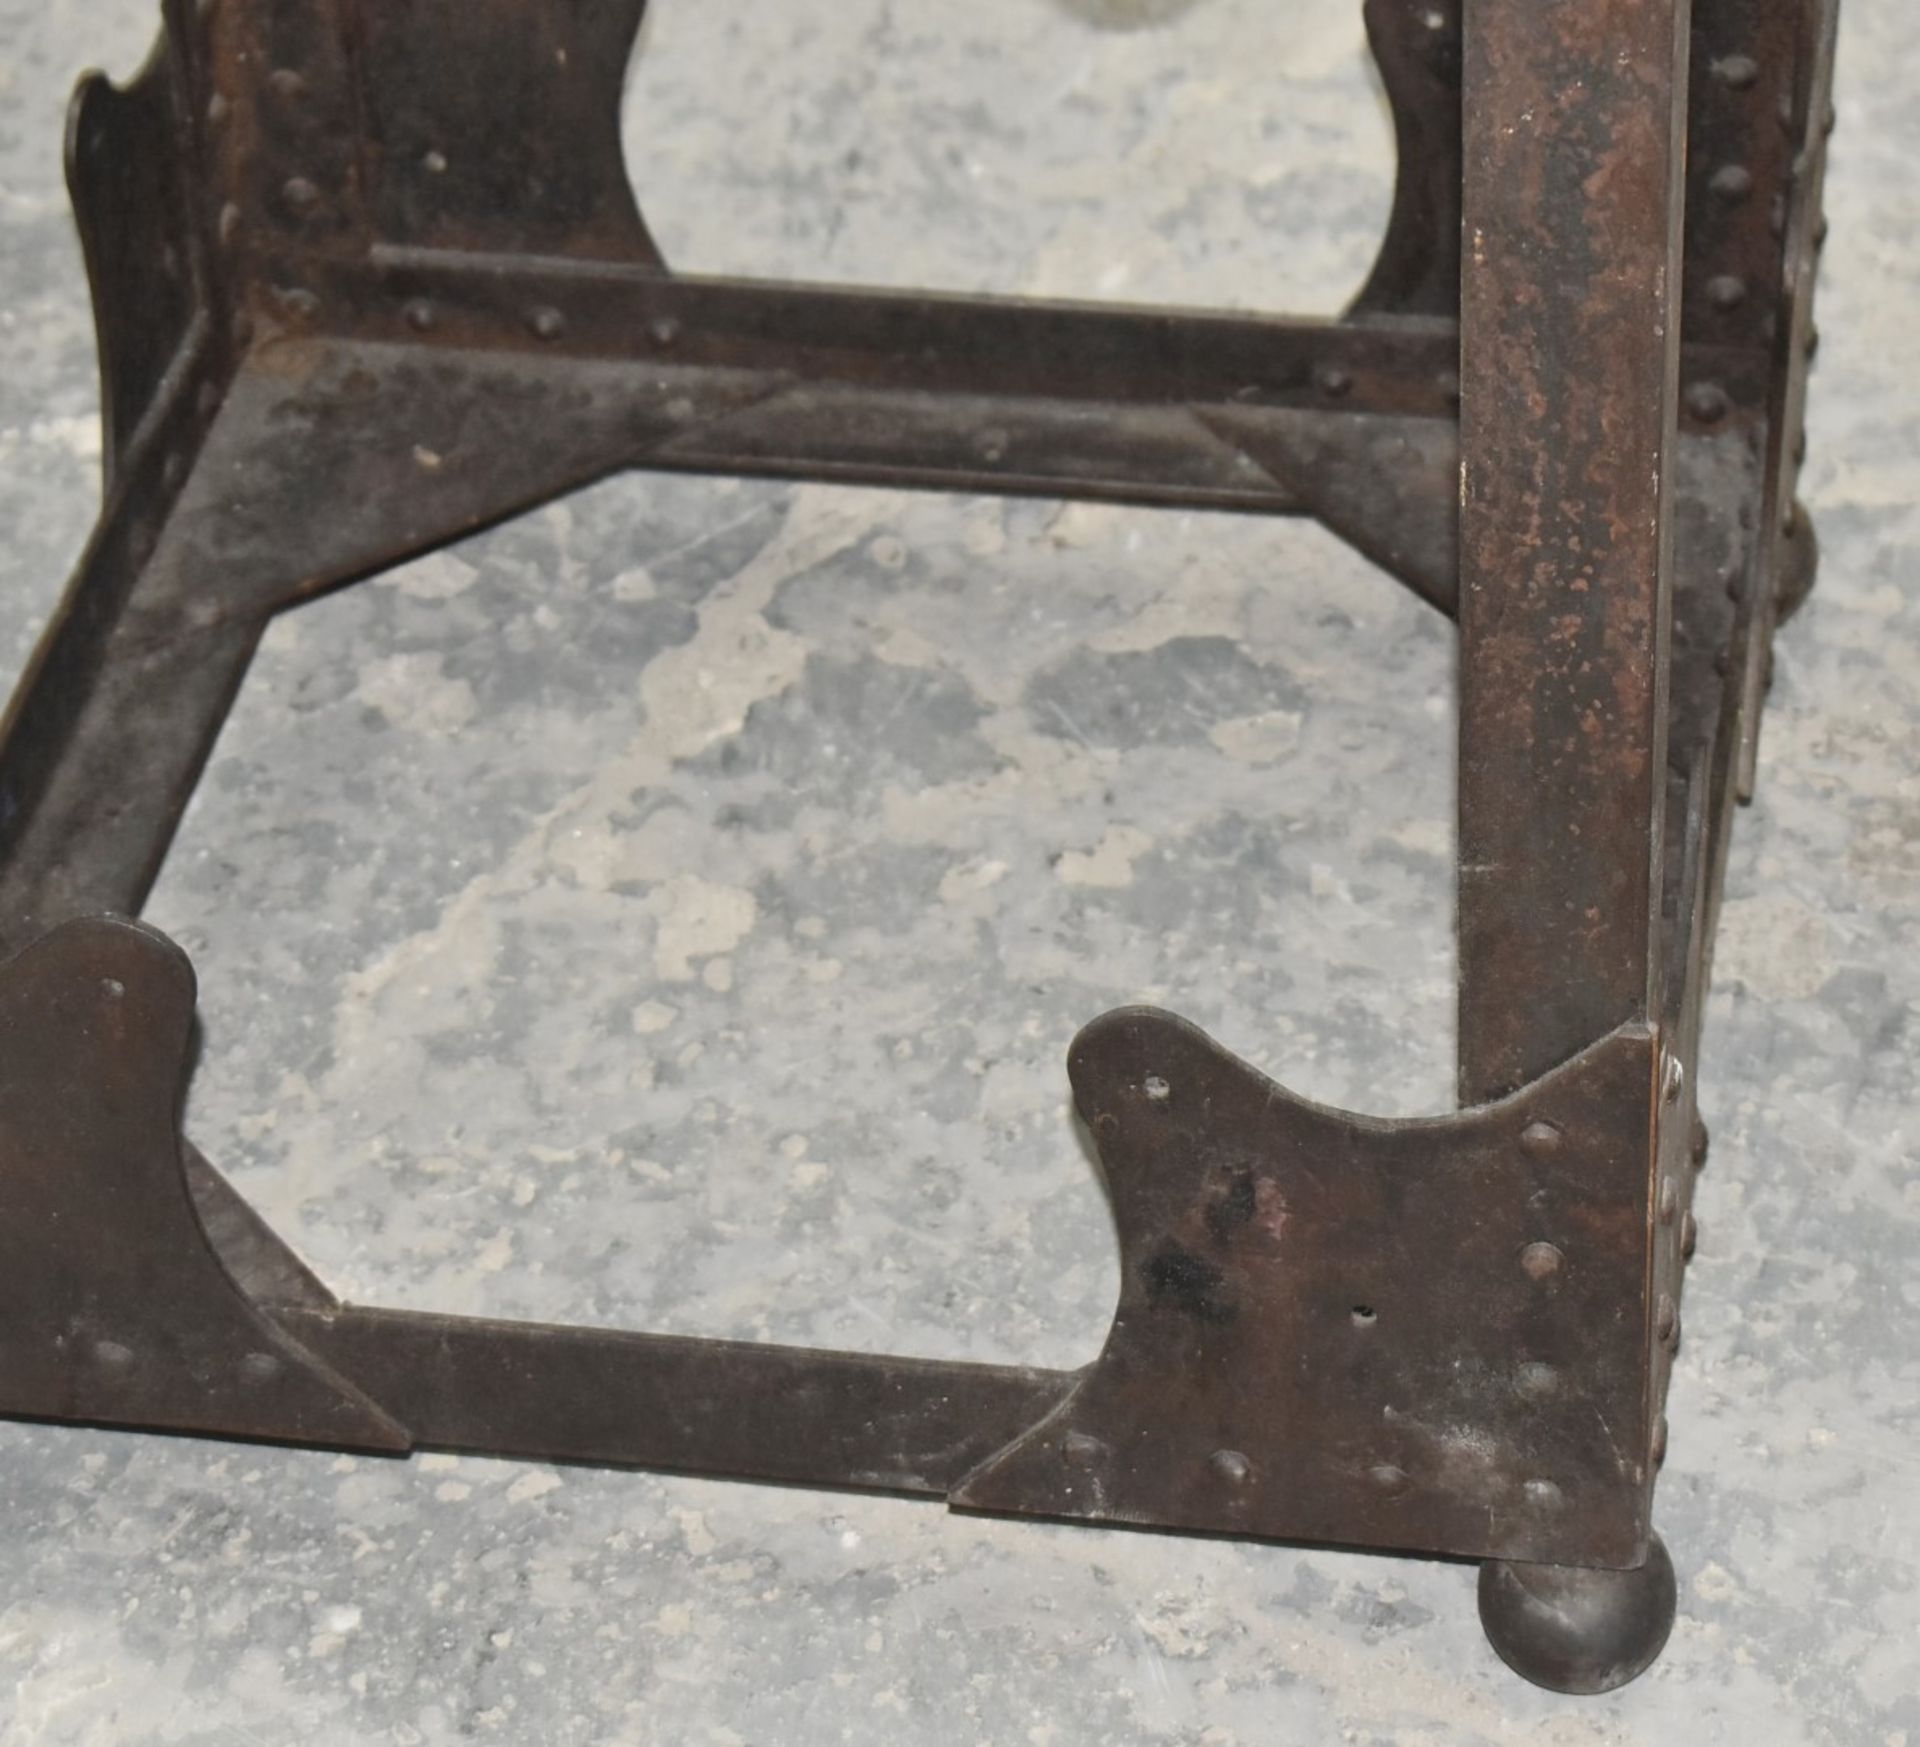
[0,917,409,1451]
[955,1007,1659,1568]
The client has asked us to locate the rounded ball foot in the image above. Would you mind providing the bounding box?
[1478,1531,1676,1694]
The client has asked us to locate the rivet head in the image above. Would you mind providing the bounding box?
[1368,1463,1410,1497]
[1713,54,1760,91]
[1651,1415,1669,1465]
[1685,383,1730,424]
[238,1351,283,1386]
[276,286,320,319]
[648,314,681,348]
[1662,1053,1687,1105]
[977,428,1010,464]
[1656,1293,1679,1343]
[1518,1119,1562,1160]
[281,176,321,215]
[1209,1449,1252,1488]
[423,148,449,174]
[1690,1114,1710,1169]
[1062,1431,1105,1469]
[1516,1361,1558,1399]
[268,67,307,99]
[1707,274,1749,311]
[529,305,566,341]
[1142,1074,1171,1103]
[206,92,230,126]
[404,298,435,332]
[1681,1211,1698,1260]
[1520,1240,1564,1281]
[1658,1177,1679,1224]
[217,201,242,246]
[1522,1478,1565,1511]
[93,1339,135,1370]
[1710,162,1753,201]
[1315,363,1353,399]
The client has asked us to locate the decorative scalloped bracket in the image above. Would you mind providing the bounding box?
[955,1007,1662,1569]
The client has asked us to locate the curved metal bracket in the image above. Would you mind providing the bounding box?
[0,917,408,1450]
[1349,0,1463,319]
[954,1008,1662,1568]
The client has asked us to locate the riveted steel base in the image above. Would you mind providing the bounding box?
[0,0,1839,1698]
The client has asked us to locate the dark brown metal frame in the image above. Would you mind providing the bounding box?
[0,0,1836,1696]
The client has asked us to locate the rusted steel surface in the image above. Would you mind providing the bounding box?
[1682,0,1827,364]
[1455,0,1692,1103]
[0,0,1839,1695]
[0,918,407,1451]
[65,47,203,485]
[277,1306,1074,1497]
[955,1008,1660,1568]
[1733,0,1839,801]
[1351,0,1463,319]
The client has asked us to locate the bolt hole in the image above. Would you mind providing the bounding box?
[1350,1304,1377,1327]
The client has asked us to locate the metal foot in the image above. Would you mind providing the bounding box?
[1477,1531,1677,1695]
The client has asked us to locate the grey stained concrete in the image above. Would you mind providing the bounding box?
[0,1,1915,1742]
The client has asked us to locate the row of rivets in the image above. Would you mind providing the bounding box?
[94,1338,283,1387]
[1512,1118,1578,1493]
[1060,1431,1574,1512]
[1513,1116,1618,1487]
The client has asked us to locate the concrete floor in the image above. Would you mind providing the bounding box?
[1,1,1915,1742]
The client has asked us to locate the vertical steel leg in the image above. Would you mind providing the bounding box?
[1456,0,1690,1103]
[1455,0,1691,1694]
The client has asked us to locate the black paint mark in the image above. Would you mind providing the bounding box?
[1145,1242,1236,1324]
[1205,1168,1258,1244]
